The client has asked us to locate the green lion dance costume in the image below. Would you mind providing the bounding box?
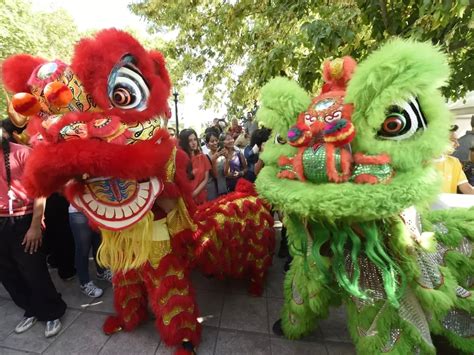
[256,39,473,354]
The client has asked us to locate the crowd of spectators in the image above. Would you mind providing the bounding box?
[176,114,271,205]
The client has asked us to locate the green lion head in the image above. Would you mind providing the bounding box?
[256,39,451,222]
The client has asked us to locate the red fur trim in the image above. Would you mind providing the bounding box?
[149,50,171,90]
[71,29,170,124]
[156,312,201,347]
[293,149,306,181]
[340,147,353,180]
[160,295,196,316]
[325,144,340,183]
[354,174,379,184]
[103,316,123,335]
[22,134,174,197]
[353,152,391,165]
[147,255,187,279]
[2,55,46,93]
[174,349,194,355]
[235,178,256,194]
[278,155,292,166]
[277,170,297,179]
[248,281,264,297]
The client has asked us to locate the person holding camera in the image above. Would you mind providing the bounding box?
[204,130,227,200]
[223,132,247,192]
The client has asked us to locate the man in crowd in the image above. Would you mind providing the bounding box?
[0,121,66,338]
[228,118,243,140]
[243,112,258,137]
[463,146,474,185]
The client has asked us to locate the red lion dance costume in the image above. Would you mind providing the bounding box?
[2,29,274,354]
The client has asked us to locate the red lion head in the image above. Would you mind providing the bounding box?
[2,29,183,230]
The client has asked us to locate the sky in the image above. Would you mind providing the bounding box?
[30,0,224,132]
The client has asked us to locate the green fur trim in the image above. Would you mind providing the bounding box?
[256,166,440,221]
[424,207,474,245]
[385,217,421,281]
[413,267,457,320]
[281,256,319,339]
[346,298,436,355]
[257,77,311,135]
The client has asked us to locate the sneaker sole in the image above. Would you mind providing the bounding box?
[14,320,37,334]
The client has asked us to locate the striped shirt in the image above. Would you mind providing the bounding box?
[0,143,34,217]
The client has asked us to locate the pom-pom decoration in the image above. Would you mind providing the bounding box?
[323,119,356,147]
[11,92,41,116]
[44,81,73,108]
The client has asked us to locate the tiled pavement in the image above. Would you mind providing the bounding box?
[0,231,356,355]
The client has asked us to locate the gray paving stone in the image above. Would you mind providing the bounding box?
[43,312,109,354]
[0,347,32,354]
[195,292,224,327]
[99,321,159,354]
[51,274,95,311]
[264,260,285,299]
[220,294,268,334]
[0,285,9,299]
[2,310,80,353]
[267,297,284,334]
[155,325,217,355]
[226,278,254,296]
[0,301,25,342]
[83,288,115,314]
[325,341,356,354]
[267,297,326,341]
[190,271,228,293]
[197,326,218,355]
[215,330,271,355]
[319,307,352,343]
[271,337,328,354]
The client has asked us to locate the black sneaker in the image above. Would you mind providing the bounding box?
[272,319,284,336]
[182,340,196,354]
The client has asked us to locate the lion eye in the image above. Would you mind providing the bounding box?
[274,133,287,145]
[108,55,150,111]
[378,97,427,140]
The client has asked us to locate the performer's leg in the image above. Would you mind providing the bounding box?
[144,255,201,349]
[103,269,148,334]
[247,224,274,296]
[278,256,323,339]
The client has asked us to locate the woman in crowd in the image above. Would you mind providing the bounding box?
[179,128,211,205]
[204,129,227,200]
[243,128,271,183]
[223,132,247,192]
[69,206,112,298]
[0,123,66,338]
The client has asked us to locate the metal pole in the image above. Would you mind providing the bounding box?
[173,90,179,135]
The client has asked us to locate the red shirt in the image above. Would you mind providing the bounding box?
[191,153,211,205]
[228,125,243,139]
[0,143,34,216]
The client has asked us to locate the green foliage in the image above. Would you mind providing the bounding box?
[0,0,80,114]
[131,0,473,113]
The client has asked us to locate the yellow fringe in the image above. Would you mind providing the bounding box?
[98,211,154,272]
